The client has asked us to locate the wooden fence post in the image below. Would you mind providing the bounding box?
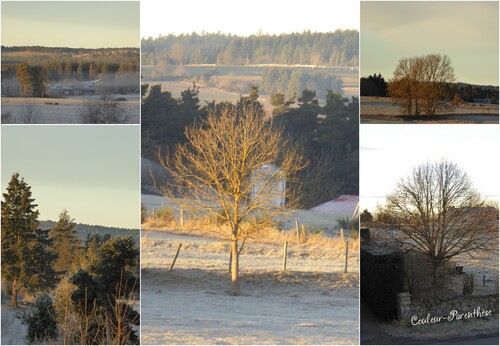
[295,218,300,242]
[282,241,288,271]
[169,243,182,271]
[344,239,349,273]
[180,208,184,228]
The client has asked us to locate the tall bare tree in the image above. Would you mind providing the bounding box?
[158,103,305,295]
[381,160,497,298]
[388,54,455,116]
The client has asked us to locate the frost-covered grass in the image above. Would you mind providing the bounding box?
[1,305,28,345]
[361,96,499,124]
[141,231,359,344]
[1,96,139,124]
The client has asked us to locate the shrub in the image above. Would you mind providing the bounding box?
[18,294,58,344]
[155,207,175,223]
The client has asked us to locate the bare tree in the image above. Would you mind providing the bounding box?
[21,99,42,124]
[388,54,455,116]
[79,94,130,124]
[158,103,305,295]
[380,160,496,298]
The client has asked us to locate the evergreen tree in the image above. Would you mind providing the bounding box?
[17,294,58,344]
[1,173,57,307]
[50,209,82,275]
[69,236,140,344]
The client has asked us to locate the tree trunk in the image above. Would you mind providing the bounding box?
[432,264,439,300]
[231,239,240,296]
[10,280,18,308]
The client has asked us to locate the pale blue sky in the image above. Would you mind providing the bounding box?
[360,125,500,212]
[1,1,140,48]
[141,0,360,38]
[361,1,499,86]
[1,126,140,229]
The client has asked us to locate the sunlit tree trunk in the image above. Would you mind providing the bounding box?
[231,238,240,296]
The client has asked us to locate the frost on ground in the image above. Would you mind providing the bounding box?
[1,305,27,345]
[141,231,359,345]
[1,96,140,124]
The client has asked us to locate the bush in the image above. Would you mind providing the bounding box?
[155,207,175,223]
[18,294,58,344]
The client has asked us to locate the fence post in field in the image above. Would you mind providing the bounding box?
[152,208,155,221]
[295,218,300,242]
[180,208,184,228]
[483,274,486,287]
[282,241,288,271]
[344,238,349,273]
[169,243,182,271]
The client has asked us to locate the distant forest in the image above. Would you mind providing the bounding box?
[1,46,140,97]
[141,31,359,67]
[260,67,343,100]
[361,73,499,103]
[1,46,140,81]
[39,220,139,244]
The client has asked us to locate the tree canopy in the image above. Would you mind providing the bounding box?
[387,54,456,116]
[141,31,359,67]
[380,160,497,297]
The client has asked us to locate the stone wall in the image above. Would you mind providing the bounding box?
[397,292,498,324]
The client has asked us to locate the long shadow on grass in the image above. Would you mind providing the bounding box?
[141,267,358,297]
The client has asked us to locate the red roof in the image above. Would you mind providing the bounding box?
[309,195,359,217]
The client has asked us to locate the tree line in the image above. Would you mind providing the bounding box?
[2,58,139,82]
[141,30,359,67]
[260,67,343,100]
[141,84,358,209]
[1,173,140,344]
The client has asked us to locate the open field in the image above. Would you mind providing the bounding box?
[1,95,140,124]
[361,96,499,124]
[141,231,359,345]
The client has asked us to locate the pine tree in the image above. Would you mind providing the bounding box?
[50,209,81,275]
[17,294,58,343]
[1,173,57,307]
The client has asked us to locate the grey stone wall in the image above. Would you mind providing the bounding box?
[397,292,498,324]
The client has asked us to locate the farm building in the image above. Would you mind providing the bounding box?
[47,79,101,97]
[250,164,286,207]
[309,195,359,218]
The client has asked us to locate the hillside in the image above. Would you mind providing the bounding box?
[39,220,139,244]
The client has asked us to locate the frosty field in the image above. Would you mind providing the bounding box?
[360,96,499,124]
[141,231,359,345]
[1,96,140,124]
